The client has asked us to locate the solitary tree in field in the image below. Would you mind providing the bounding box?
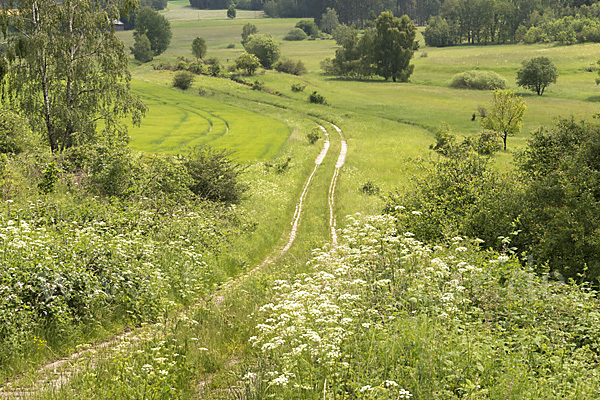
[373,12,417,82]
[0,0,146,152]
[227,5,236,19]
[516,57,558,96]
[481,90,526,150]
[192,37,207,61]
[135,7,172,56]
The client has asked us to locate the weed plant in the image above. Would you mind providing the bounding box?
[241,214,600,399]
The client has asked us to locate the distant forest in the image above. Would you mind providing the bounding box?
[188,0,600,28]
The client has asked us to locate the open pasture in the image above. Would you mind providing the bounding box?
[128,80,290,161]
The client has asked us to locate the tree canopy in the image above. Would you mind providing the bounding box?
[373,12,417,82]
[192,37,207,61]
[0,0,146,152]
[134,7,172,56]
[243,34,281,69]
[481,90,526,150]
[516,57,558,96]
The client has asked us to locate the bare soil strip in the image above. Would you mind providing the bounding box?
[328,124,347,246]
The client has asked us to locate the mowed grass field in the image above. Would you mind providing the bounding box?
[120,6,600,216]
[128,80,290,161]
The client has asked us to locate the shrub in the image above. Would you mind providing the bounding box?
[295,20,319,37]
[131,33,154,63]
[0,108,38,155]
[449,70,507,90]
[360,180,380,195]
[241,23,258,45]
[173,71,194,90]
[475,129,503,155]
[235,51,261,75]
[275,59,306,75]
[183,146,248,204]
[309,91,326,104]
[306,128,320,144]
[252,80,265,91]
[227,43,235,48]
[227,5,236,19]
[243,34,280,69]
[284,28,307,41]
[206,58,221,76]
[291,83,306,92]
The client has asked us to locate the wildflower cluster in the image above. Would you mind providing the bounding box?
[244,213,600,398]
[0,197,246,368]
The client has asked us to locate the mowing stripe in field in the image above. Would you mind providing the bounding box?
[129,80,291,162]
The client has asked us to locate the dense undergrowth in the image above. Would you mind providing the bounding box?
[0,194,250,380]
[239,214,600,399]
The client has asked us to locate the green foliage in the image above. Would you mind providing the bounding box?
[284,28,308,41]
[331,23,353,45]
[373,12,417,83]
[481,89,526,150]
[319,7,339,34]
[38,161,60,194]
[274,58,307,75]
[516,56,558,96]
[328,27,375,79]
[0,108,38,155]
[235,51,261,75]
[295,20,320,37]
[241,23,258,45]
[191,36,207,61]
[387,152,524,250]
[141,0,167,10]
[227,4,236,19]
[0,0,146,153]
[424,16,459,47]
[306,128,320,144]
[206,58,222,76]
[131,33,154,63]
[244,215,600,398]
[135,7,172,56]
[516,118,600,283]
[308,91,326,105]
[360,180,380,195]
[475,129,503,155]
[523,26,548,44]
[172,71,195,90]
[449,70,507,90]
[183,146,248,204]
[243,34,281,69]
[430,124,459,156]
[291,83,306,92]
[251,79,265,91]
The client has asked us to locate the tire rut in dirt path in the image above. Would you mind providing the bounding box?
[328,124,347,246]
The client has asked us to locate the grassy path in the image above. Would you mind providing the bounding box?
[0,111,345,399]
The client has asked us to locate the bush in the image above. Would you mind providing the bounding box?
[275,59,306,75]
[0,108,38,155]
[284,28,307,41]
[227,5,236,19]
[295,20,319,37]
[306,128,319,144]
[251,80,265,91]
[360,180,380,195]
[449,70,507,90]
[291,83,306,92]
[131,33,154,63]
[206,58,221,76]
[173,71,195,90]
[309,91,326,104]
[183,146,248,204]
[243,34,281,69]
[235,51,261,75]
[475,129,503,155]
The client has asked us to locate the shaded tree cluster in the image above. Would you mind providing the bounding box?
[324,12,417,82]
